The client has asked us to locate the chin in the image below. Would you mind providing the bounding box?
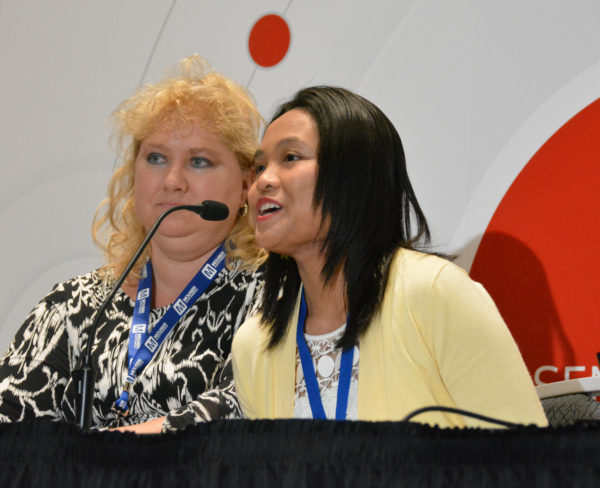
[260,243,288,257]
[255,235,275,252]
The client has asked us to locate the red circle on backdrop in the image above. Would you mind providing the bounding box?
[470,97,600,384]
[248,14,290,68]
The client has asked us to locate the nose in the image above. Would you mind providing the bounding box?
[163,162,188,192]
[254,163,279,192]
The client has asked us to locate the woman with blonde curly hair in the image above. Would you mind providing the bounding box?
[0,55,264,433]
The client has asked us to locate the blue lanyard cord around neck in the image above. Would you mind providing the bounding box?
[113,244,227,416]
[296,289,354,421]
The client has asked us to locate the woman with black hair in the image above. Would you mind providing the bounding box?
[232,86,547,428]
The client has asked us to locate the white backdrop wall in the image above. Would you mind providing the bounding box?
[1,0,599,353]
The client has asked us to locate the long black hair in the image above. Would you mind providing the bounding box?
[260,86,430,350]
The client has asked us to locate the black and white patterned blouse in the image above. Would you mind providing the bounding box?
[0,262,263,432]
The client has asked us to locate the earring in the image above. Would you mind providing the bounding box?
[239,202,248,216]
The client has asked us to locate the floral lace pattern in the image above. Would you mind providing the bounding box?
[294,325,359,420]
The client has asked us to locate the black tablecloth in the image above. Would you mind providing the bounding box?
[0,419,599,487]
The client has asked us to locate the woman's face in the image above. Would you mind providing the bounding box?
[249,109,324,260]
[134,120,250,257]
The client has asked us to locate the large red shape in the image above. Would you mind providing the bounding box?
[470,98,600,383]
[248,14,290,68]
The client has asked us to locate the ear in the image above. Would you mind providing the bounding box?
[240,170,252,209]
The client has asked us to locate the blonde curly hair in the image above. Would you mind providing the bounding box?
[92,54,265,280]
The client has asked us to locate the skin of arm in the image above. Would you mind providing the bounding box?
[112,416,165,434]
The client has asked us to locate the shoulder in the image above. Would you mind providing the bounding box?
[203,262,264,324]
[389,248,469,292]
[232,314,268,397]
[214,261,264,293]
[386,248,492,314]
[388,248,505,331]
[42,269,108,308]
[5,270,106,357]
[233,314,268,354]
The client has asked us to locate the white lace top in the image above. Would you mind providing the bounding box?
[294,324,359,420]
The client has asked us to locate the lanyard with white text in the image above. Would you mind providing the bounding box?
[296,288,354,420]
[113,244,226,416]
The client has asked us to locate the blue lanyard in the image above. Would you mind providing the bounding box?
[113,244,226,415]
[296,289,354,420]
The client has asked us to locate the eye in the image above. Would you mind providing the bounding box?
[191,157,211,169]
[283,153,300,163]
[254,162,266,175]
[147,152,166,165]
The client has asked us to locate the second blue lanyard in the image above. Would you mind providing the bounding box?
[296,289,354,420]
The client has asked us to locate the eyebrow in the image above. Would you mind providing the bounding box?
[141,143,219,157]
[254,137,308,160]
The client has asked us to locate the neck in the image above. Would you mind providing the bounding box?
[123,242,222,308]
[296,253,347,336]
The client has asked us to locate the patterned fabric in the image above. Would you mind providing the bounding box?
[0,263,263,432]
[541,393,600,427]
[293,325,359,420]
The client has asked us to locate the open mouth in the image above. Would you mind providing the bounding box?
[259,202,282,216]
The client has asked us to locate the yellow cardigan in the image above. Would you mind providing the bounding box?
[232,249,548,428]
